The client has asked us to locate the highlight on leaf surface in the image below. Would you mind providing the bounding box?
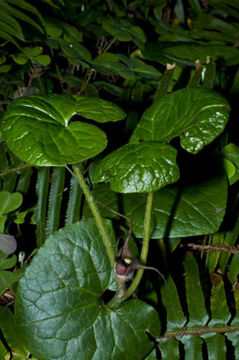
[130,87,230,154]
[1,94,126,166]
[92,142,180,193]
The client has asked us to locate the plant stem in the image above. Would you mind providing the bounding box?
[0,163,32,178]
[108,192,154,308]
[72,165,115,269]
[158,325,239,339]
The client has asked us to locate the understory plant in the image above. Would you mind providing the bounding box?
[1,1,239,360]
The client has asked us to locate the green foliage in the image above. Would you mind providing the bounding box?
[92,142,179,193]
[0,250,17,294]
[1,0,239,359]
[15,220,160,360]
[2,95,125,166]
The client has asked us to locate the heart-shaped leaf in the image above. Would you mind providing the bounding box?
[130,87,230,154]
[1,95,126,166]
[0,191,23,215]
[15,219,160,360]
[92,142,180,193]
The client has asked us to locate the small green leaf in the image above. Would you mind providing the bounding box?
[0,270,18,294]
[0,64,12,73]
[34,54,51,66]
[2,95,121,166]
[12,53,28,65]
[44,17,63,38]
[0,251,17,270]
[130,87,230,154]
[92,142,179,193]
[15,220,160,360]
[21,46,43,57]
[0,191,23,215]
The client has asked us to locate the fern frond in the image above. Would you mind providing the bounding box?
[158,254,239,358]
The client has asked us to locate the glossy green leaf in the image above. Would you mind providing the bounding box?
[92,142,179,193]
[0,191,23,215]
[130,87,230,154]
[15,220,160,360]
[208,273,231,327]
[184,254,209,327]
[222,143,239,185]
[123,175,227,238]
[1,95,125,166]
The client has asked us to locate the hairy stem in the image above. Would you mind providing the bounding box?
[158,325,239,339]
[108,192,154,308]
[72,165,115,268]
